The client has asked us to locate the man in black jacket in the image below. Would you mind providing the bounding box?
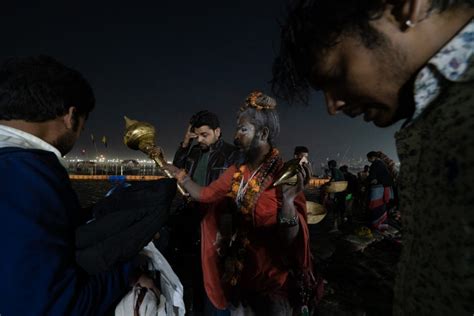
[173,110,240,185]
[171,110,240,315]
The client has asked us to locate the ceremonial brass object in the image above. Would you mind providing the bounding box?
[306,201,327,224]
[123,116,188,196]
[273,159,300,186]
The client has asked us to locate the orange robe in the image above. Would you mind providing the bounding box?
[199,165,311,309]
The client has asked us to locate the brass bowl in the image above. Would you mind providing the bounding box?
[306,201,327,224]
[325,181,348,193]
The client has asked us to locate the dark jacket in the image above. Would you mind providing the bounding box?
[367,159,393,187]
[76,179,176,274]
[173,138,241,185]
[0,147,132,316]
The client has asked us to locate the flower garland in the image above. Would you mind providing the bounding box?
[222,148,282,288]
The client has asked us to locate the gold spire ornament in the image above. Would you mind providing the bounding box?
[123,116,187,196]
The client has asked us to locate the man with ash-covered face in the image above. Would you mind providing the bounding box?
[165,92,318,315]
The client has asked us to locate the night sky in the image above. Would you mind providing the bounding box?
[1,1,401,170]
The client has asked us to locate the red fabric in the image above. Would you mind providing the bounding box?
[199,165,311,309]
[368,186,392,209]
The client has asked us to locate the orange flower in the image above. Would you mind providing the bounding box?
[232,183,239,191]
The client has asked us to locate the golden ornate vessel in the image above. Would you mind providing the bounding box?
[123,116,187,196]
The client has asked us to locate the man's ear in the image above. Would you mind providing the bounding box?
[260,127,269,142]
[402,0,423,28]
[63,106,77,130]
[215,127,221,138]
[389,0,423,30]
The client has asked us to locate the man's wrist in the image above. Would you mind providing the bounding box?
[175,169,188,183]
[180,175,191,185]
[277,212,299,227]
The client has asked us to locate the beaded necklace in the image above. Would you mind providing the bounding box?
[223,148,282,287]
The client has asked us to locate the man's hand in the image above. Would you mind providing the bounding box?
[135,273,161,298]
[299,156,309,165]
[147,146,163,160]
[162,163,180,177]
[182,124,197,148]
[298,157,312,185]
[281,163,307,203]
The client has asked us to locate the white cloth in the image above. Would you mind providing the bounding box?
[0,124,66,166]
[115,286,167,316]
[115,242,185,316]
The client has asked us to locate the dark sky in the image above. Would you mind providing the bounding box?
[1,1,401,169]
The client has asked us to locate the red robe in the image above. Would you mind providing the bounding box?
[199,165,311,309]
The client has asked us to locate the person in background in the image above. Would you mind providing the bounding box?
[339,165,357,223]
[366,151,394,231]
[356,165,371,217]
[172,110,240,315]
[324,160,346,230]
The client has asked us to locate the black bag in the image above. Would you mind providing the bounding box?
[76,179,177,274]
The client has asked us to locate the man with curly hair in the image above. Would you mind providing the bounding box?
[273,0,473,314]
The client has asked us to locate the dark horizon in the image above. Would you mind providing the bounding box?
[1,1,401,166]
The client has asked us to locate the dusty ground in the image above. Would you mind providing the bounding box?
[72,180,401,316]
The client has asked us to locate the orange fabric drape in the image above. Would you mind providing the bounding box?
[199,165,311,309]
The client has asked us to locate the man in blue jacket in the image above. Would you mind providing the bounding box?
[0,55,152,315]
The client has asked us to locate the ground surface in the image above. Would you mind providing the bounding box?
[72,181,401,315]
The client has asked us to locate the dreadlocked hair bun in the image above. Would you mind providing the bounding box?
[242,91,277,111]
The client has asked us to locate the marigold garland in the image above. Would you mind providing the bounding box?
[221,148,282,288]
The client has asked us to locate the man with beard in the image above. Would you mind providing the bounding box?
[171,110,239,315]
[165,92,317,315]
[0,56,156,315]
[174,110,239,186]
[272,0,473,314]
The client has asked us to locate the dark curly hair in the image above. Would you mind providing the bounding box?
[0,55,95,122]
[294,145,309,156]
[189,110,220,130]
[271,0,474,104]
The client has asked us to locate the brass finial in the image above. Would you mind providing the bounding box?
[123,116,187,196]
